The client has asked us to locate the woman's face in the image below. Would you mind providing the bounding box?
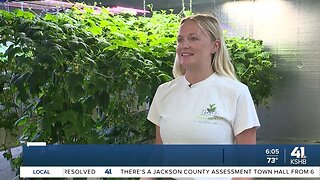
[176,20,217,72]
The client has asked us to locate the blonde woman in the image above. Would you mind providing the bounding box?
[147,14,260,180]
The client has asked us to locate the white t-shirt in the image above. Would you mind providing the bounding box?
[147,73,260,144]
[147,73,260,180]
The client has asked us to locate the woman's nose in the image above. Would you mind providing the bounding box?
[181,40,190,48]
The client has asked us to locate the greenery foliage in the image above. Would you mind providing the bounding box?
[0,8,178,146]
[226,37,274,105]
[0,6,275,151]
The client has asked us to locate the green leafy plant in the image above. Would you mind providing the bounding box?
[0,5,275,159]
[226,37,275,105]
[0,7,180,148]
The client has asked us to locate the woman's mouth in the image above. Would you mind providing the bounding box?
[181,52,194,57]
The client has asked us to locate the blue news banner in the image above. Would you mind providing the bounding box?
[23,145,320,166]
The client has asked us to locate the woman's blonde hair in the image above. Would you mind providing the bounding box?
[172,14,237,80]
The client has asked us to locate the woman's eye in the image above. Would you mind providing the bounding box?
[177,38,183,43]
[190,37,198,41]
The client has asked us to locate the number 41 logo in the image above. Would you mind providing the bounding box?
[105,169,112,174]
[291,147,306,158]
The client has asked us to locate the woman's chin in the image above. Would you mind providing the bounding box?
[180,60,194,68]
[180,63,192,69]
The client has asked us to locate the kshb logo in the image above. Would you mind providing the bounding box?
[290,147,307,165]
[105,169,112,174]
[291,147,306,158]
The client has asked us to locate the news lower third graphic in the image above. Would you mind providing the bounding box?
[20,143,320,178]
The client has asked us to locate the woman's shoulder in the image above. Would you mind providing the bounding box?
[213,73,249,92]
[157,76,184,92]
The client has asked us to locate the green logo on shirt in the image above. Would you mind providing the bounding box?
[199,104,224,121]
[207,104,217,113]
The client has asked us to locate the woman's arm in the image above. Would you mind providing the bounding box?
[155,125,163,144]
[235,127,257,144]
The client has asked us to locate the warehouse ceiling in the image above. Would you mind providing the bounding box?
[0,0,196,13]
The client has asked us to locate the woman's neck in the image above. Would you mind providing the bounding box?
[185,69,214,85]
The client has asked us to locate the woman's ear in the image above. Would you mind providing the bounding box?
[211,39,220,54]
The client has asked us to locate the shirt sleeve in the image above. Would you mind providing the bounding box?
[147,85,162,126]
[233,86,260,136]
